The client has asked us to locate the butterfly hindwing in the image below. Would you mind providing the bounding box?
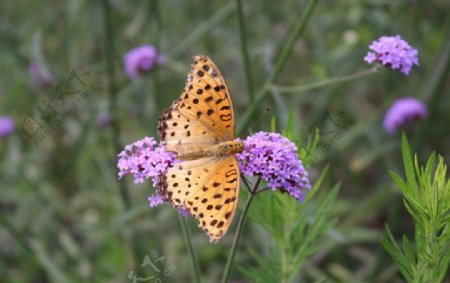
[186,156,239,243]
[159,156,239,243]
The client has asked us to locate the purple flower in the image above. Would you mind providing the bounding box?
[384,97,427,134]
[117,137,178,185]
[364,35,419,75]
[236,132,312,202]
[28,61,55,87]
[123,45,165,79]
[0,116,15,138]
[148,195,165,207]
[96,113,111,128]
[178,208,190,217]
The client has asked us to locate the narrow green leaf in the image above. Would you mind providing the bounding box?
[380,225,414,282]
[301,164,330,206]
[423,152,437,185]
[401,133,418,193]
[388,171,407,193]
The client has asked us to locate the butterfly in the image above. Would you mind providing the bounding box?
[157,54,243,243]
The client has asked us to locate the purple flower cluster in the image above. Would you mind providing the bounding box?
[123,45,165,79]
[0,116,15,138]
[117,137,178,185]
[236,132,311,202]
[28,61,55,87]
[364,35,419,75]
[384,97,427,134]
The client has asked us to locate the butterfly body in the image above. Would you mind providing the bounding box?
[175,140,244,160]
[158,54,241,243]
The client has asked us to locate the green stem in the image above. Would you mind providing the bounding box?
[221,177,259,283]
[235,0,255,101]
[0,214,32,254]
[100,0,130,208]
[1,26,29,66]
[149,0,163,135]
[269,66,380,93]
[221,194,255,283]
[281,244,290,283]
[415,26,450,149]
[236,0,318,135]
[167,2,235,58]
[100,0,144,267]
[178,215,201,283]
[135,80,146,128]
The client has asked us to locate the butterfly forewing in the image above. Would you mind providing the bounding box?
[158,55,236,151]
[158,100,219,154]
[181,55,235,139]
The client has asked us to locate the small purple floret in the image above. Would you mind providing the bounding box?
[148,195,165,207]
[178,208,190,217]
[28,61,55,87]
[96,113,111,128]
[0,116,15,138]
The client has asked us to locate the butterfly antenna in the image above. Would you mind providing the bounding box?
[247,106,272,135]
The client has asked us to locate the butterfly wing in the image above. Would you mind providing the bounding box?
[158,99,218,155]
[158,54,236,153]
[159,156,240,243]
[181,54,236,140]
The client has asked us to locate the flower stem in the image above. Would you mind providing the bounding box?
[281,245,290,283]
[221,177,259,283]
[99,0,130,208]
[178,214,201,283]
[168,2,235,58]
[221,194,255,283]
[269,66,380,93]
[148,0,163,135]
[0,214,32,254]
[235,0,255,102]
[237,0,318,135]
[100,0,143,268]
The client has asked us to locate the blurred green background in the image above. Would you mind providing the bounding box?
[1,0,449,282]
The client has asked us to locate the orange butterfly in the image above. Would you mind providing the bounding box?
[157,54,243,243]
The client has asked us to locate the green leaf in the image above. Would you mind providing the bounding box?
[388,170,407,194]
[401,133,418,194]
[302,164,329,206]
[380,225,414,282]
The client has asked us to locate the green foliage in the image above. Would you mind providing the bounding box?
[239,168,338,283]
[382,134,450,283]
